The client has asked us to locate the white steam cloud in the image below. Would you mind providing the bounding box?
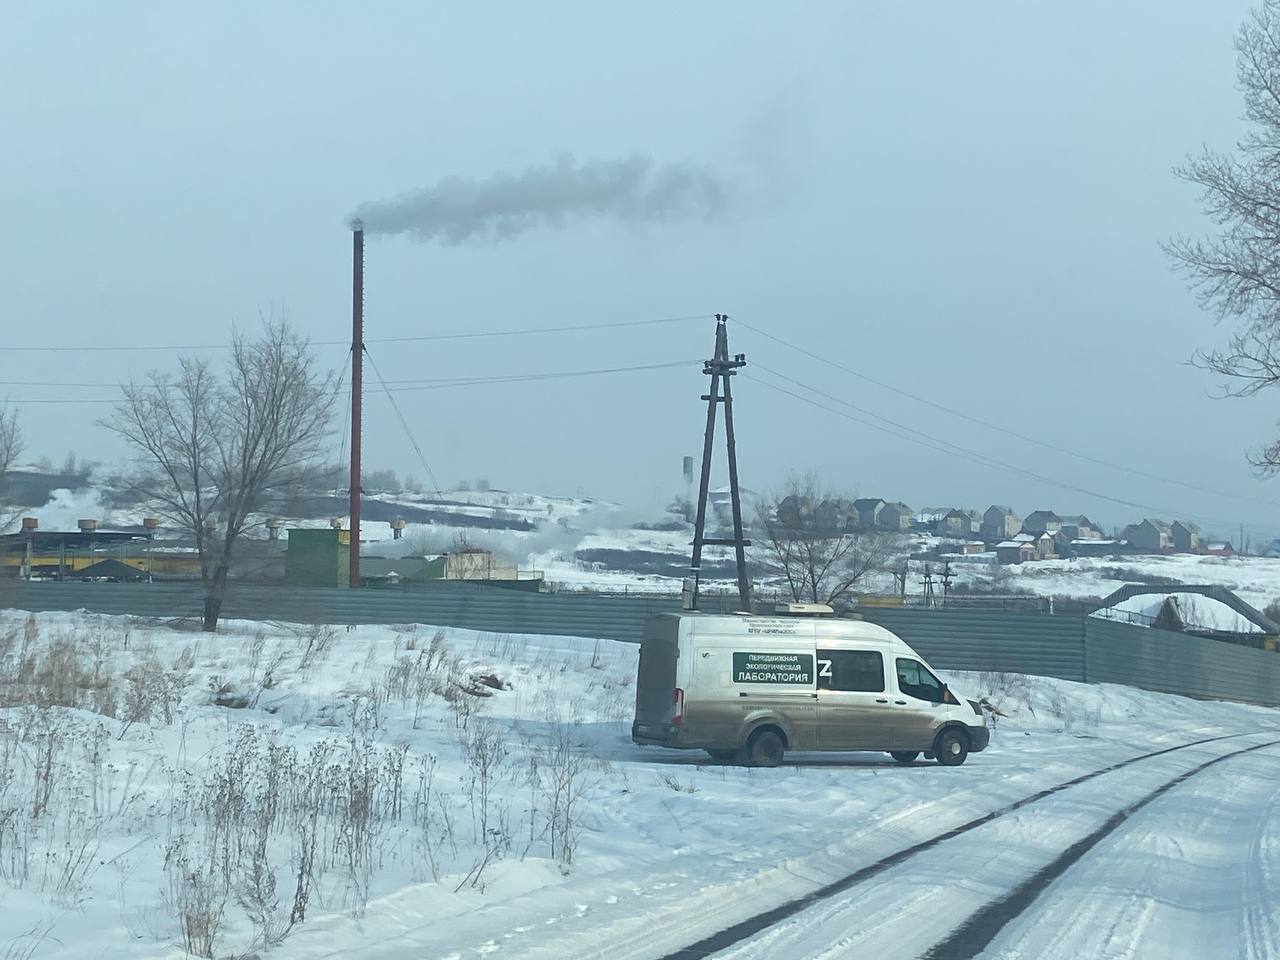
[348,154,727,243]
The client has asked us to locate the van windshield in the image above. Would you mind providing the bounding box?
[895,658,944,703]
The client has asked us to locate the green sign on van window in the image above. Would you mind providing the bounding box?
[733,652,814,684]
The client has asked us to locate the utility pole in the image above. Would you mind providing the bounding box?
[920,562,936,608]
[349,221,364,588]
[893,560,909,598]
[688,314,752,612]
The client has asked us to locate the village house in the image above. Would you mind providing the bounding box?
[1058,515,1101,539]
[995,539,1037,564]
[940,508,971,537]
[1171,520,1201,553]
[1121,518,1172,553]
[852,497,886,530]
[878,501,914,532]
[813,498,855,532]
[916,506,950,531]
[1021,510,1062,535]
[1071,538,1124,558]
[981,505,1021,543]
[776,494,806,528]
[1014,530,1056,560]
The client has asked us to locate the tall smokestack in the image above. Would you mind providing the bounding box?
[349,221,364,588]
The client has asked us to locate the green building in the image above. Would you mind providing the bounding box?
[286,528,350,587]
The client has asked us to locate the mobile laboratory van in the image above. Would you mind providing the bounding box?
[631,607,990,766]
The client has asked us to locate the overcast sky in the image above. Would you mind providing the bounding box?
[5,1,1279,541]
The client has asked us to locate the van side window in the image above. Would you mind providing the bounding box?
[895,658,944,703]
[816,650,885,693]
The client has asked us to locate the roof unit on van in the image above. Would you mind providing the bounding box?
[775,602,835,616]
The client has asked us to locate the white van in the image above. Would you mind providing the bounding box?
[631,609,989,766]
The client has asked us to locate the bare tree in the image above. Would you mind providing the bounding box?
[752,475,901,605]
[1167,0,1280,470]
[0,405,23,531]
[105,321,335,630]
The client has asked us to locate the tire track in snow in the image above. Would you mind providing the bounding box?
[1239,763,1280,960]
[656,731,1256,960]
[919,738,1280,960]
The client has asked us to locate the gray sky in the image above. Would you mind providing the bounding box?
[4,1,1278,540]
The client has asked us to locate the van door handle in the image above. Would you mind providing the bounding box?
[875,698,889,704]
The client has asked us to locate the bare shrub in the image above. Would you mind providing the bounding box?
[298,623,337,672]
[530,719,594,869]
[164,841,226,959]
[24,708,62,819]
[0,924,55,960]
[657,773,698,794]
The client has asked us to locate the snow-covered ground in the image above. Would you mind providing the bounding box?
[954,552,1280,610]
[0,609,1277,959]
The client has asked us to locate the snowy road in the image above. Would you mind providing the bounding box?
[706,737,1280,960]
[978,746,1280,960]
[285,733,1280,960]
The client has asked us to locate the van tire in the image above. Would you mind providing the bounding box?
[706,749,738,764]
[934,728,969,766]
[889,751,919,764]
[746,729,785,768]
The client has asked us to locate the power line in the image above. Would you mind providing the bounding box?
[0,359,699,403]
[747,365,1278,536]
[380,360,697,391]
[735,318,1280,511]
[363,313,712,345]
[363,347,444,498]
[3,313,713,353]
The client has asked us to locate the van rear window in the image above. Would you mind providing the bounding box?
[817,650,886,692]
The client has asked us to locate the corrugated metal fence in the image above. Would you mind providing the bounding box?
[860,607,1280,708]
[0,581,687,644]
[2,582,1277,706]
[856,608,1088,681]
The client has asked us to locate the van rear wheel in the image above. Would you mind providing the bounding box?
[746,729,785,768]
[889,751,919,764]
[934,729,970,766]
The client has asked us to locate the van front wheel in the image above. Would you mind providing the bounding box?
[934,729,969,766]
[747,729,785,768]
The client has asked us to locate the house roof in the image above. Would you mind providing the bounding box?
[1171,520,1201,533]
[75,558,147,580]
[1144,519,1172,533]
[985,505,1015,516]
[852,497,886,509]
[1024,510,1060,522]
[1058,515,1094,527]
